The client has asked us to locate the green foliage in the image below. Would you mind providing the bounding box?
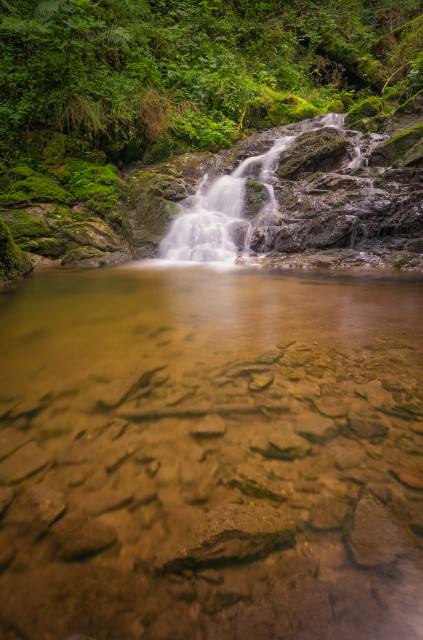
[1,0,423,159]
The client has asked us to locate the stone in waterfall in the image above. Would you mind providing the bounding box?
[277,127,349,180]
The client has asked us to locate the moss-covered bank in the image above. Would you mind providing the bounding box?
[0,218,33,285]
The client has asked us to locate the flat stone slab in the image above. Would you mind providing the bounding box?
[0,442,50,484]
[344,494,415,567]
[295,413,337,444]
[348,416,389,439]
[157,503,296,573]
[251,431,310,460]
[51,511,117,560]
[189,414,227,439]
[3,484,66,535]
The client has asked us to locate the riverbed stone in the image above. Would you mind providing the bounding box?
[228,469,289,502]
[156,503,296,572]
[327,437,366,470]
[395,433,423,456]
[51,511,118,560]
[295,413,337,444]
[0,429,32,462]
[309,497,349,530]
[390,466,423,490]
[251,430,311,460]
[248,373,274,392]
[344,494,415,567]
[0,487,14,516]
[0,442,50,484]
[79,490,133,516]
[348,415,389,439]
[0,532,15,571]
[312,397,348,419]
[189,414,227,438]
[2,484,66,535]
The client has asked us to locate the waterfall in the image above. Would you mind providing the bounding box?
[159,113,345,263]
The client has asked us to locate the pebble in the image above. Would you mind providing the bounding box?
[391,467,423,490]
[190,414,227,438]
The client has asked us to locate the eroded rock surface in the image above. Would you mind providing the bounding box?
[157,503,296,572]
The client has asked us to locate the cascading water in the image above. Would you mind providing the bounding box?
[159,112,348,263]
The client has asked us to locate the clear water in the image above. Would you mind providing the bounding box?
[0,264,423,640]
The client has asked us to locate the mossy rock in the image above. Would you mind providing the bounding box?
[348,114,390,134]
[277,127,349,180]
[0,166,73,207]
[19,236,78,258]
[264,91,320,126]
[325,99,344,114]
[61,246,107,266]
[55,159,120,218]
[370,122,423,168]
[0,218,33,285]
[59,221,121,252]
[345,97,384,129]
[122,170,181,257]
[395,91,423,117]
[244,179,268,220]
[0,209,51,239]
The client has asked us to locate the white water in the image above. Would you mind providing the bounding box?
[159,113,345,263]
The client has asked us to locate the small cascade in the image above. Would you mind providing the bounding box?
[160,113,345,263]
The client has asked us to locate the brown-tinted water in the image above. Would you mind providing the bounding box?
[0,264,423,640]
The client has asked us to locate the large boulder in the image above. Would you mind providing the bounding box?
[277,128,349,180]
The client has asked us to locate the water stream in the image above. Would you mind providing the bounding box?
[160,113,351,263]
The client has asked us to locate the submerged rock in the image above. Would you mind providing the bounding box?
[51,511,118,560]
[309,497,349,531]
[348,415,389,439]
[157,503,295,572]
[0,442,50,484]
[189,414,227,438]
[344,494,415,567]
[251,430,311,460]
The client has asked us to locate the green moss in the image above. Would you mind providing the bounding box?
[344,97,384,128]
[0,166,72,207]
[387,122,423,145]
[0,209,51,239]
[325,99,344,114]
[0,218,33,284]
[264,90,320,125]
[19,235,78,258]
[61,246,106,266]
[56,159,119,217]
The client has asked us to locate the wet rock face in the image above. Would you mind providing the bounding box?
[277,127,349,180]
[157,503,296,573]
[251,165,423,257]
